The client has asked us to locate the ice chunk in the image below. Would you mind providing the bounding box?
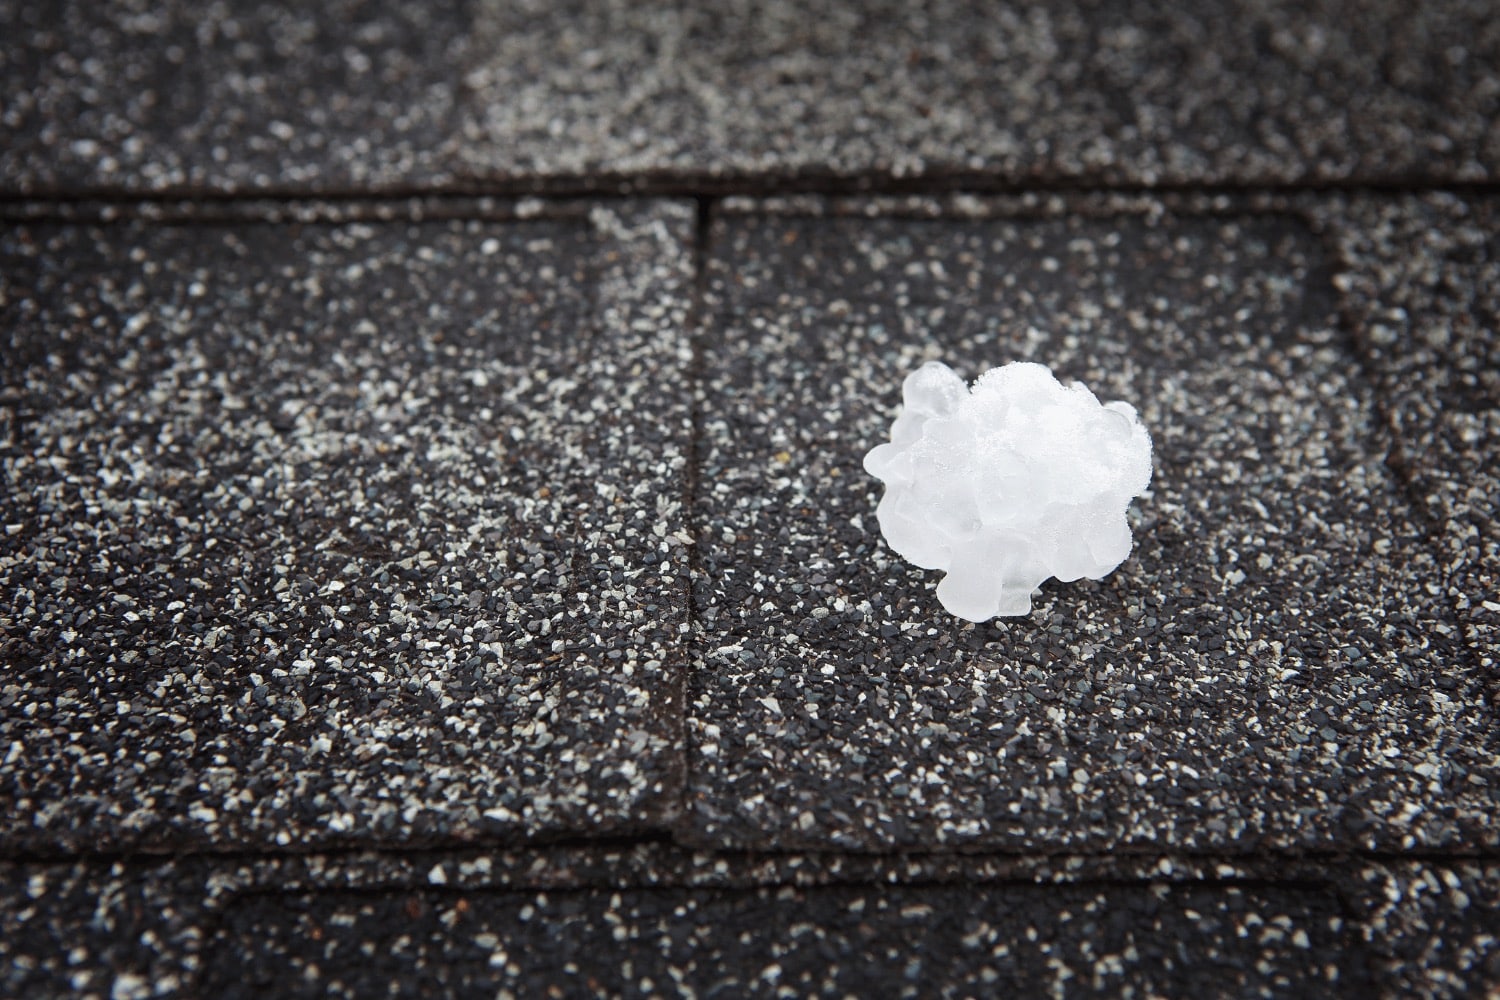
[863,361,1152,621]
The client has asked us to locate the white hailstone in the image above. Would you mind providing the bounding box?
[863,361,1152,621]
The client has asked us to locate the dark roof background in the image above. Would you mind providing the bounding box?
[1,2,1496,997]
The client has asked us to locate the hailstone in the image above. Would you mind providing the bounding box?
[863,361,1152,621]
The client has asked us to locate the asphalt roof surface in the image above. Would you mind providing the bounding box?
[5,0,1499,194]
[1,2,1497,998]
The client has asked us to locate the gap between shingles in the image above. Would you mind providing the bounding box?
[7,173,1500,220]
[9,169,1500,205]
[665,195,716,836]
[1314,202,1500,717]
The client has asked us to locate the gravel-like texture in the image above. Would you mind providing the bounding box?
[0,0,465,194]
[5,850,1494,998]
[201,881,1356,998]
[461,0,1500,189]
[0,200,695,853]
[1315,193,1499,701]
[5,0,1499,195]
[0,860,206,998]
[688,195,1494,853]
[1358,862,1500,998]
[5,5,1497,991]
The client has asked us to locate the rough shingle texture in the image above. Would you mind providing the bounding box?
[3,2,1499,996]
[5,851,1496,998]
[1,0,465,193]
[0,201,694,853]
[202,882,1358,997]
[687,196,1495,853]
[4,0,1499,194]
[1317,194,1500,689]
[461,0,1500,188]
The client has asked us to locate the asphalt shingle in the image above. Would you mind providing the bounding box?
[7,850,1495,997]
[460,0,1500,190]
[1,0,465,194]
[2,4,1498,992]
[1361,861,1500,998]
[5,1,1499,195]
[1317,193,1499,694]
[0,200,695,853]
[201,881,1358,997]
[687,195,1494,853]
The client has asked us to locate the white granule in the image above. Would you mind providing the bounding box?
[864,360,1152,621]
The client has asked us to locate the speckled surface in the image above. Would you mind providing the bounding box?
[460,0,1500,190]
[4,6,1500,991]
[202,881,1356,997]
[5,0,1499,194]
[0,200,695,853]
[1361,862,1500,998]
[687,195,1495,853]
[1,0,465,194]
[1315,193,1499,702]
[0,859,204,997]
[4,849,1496,997]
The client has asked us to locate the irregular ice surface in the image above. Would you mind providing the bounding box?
[864,361,1152,621]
